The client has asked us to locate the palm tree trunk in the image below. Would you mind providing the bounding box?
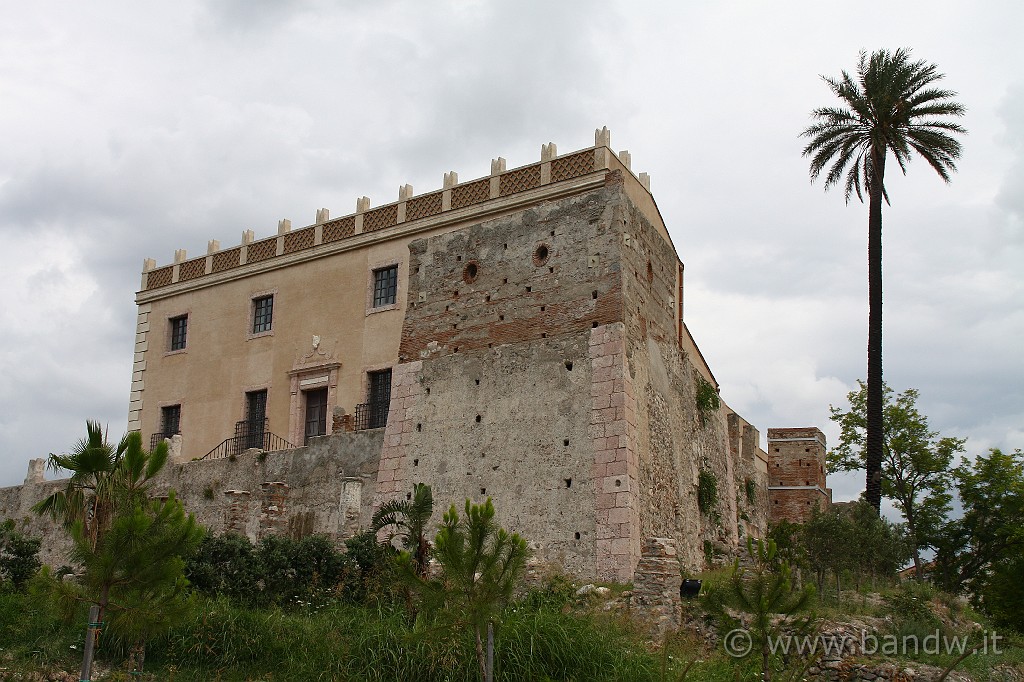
[865,150,886,514]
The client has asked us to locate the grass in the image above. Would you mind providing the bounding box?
[2,575,1020,682]
[0,588,705,681]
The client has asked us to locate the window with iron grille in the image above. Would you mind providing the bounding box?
[372,265,398,308]
[252,295,274,334]
[367,368,392,429]
[169,315,188,351]
[161,404,181,436]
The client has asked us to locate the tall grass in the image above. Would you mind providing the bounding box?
[139,596,687,681]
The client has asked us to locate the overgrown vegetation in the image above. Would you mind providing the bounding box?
[695,375,721,426]
[697,470,718,514]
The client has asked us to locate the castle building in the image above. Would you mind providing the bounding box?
[4,129,827,579]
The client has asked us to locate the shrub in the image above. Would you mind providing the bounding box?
[884,582,946,640]
[0,520,41,589]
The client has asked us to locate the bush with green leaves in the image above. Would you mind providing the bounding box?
[186,532,358,607]
[0,520,41,589]
[884,581,946,641]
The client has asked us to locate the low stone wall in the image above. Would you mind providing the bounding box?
[0,429,384,566]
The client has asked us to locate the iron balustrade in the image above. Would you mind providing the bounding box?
[201,419,295,460]
[354,401,390,430]
[150,432,179,450]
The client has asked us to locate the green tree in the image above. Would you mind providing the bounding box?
[709,538,816,682]
[829,382,963,573]
[372,482,434,577]
[801,48,966,513]
[845,500,910,587]
[32,422,201,678]
[402,498,528,680]
[801,506,852,597]
[933,448,1024,617]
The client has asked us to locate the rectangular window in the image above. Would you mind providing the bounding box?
[366,368,392,429]
[252,295,274,334]
[169,315,188,351]
[372,265,398,308]
[161,404,181,436]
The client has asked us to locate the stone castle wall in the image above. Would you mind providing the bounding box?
[0,430,384,567]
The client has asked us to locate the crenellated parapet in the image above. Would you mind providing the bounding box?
[139,127,652,295]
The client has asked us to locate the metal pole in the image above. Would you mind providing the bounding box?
[485,621,494,682]
[80,604,100,682]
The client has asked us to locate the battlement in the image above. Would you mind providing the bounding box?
[139,127,653,296]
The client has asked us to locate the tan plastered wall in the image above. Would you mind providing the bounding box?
[138,239,411,460]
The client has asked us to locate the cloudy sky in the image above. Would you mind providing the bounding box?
[1,2,1021,507]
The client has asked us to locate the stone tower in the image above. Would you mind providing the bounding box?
[766,427,832,523]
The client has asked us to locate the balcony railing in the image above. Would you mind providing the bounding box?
[201,419,295,460]
[150,432,179,450]
[354,401,389,430]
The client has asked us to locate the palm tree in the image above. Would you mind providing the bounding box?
[371,482,434,576]
[34,421,169,550]
[801,48,965,512]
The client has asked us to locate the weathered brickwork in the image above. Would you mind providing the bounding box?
[398,181,624,363]
[767,427,831,523]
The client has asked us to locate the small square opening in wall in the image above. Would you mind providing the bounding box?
[526,286,532,292]
[406,492,413,500]
[565,478,572,488]
[592,290,598,299]
[480,487,486,495]
[592,321,599,328]
[475,415,481,423]
[475,379,480,385]
[503,278,508,284]
[574,532,581,540]
[563,439,569,446]
[413,459,419,466]
[564,360,573,371]
[417,423,422,431]
[615,479,621,487]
